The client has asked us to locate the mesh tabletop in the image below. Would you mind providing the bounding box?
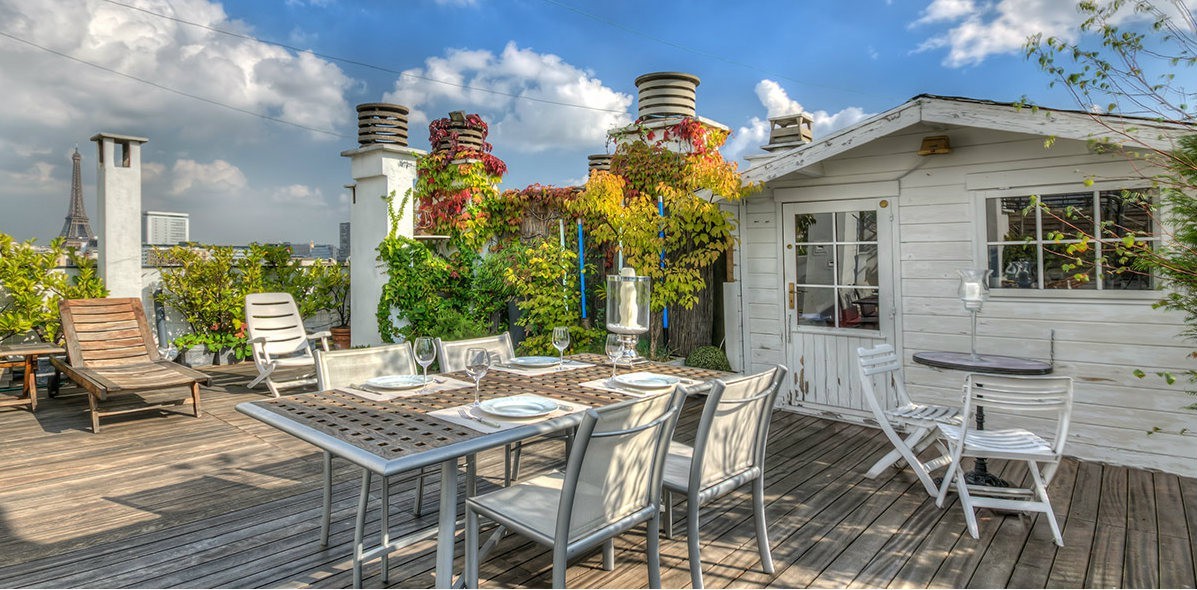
[244,355,728,466]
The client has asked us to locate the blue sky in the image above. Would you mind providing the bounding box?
[0,0,1161,245]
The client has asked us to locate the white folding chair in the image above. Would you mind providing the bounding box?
[662,365,787,589]
[245,292,330,397]
[936,373,1074,546]
[464,388,686,589]
[857,344,961,496]
[437,332,561,484]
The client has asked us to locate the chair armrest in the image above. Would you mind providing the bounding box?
[308,331,331,351]
[51,358,120,401]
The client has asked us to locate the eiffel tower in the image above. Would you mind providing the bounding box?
[59,147,95,251]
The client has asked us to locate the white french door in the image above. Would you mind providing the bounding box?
[780,199,896,420]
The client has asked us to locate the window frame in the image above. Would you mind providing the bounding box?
[973,180,1163,301]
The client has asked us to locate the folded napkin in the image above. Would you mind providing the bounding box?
[429,394,587,433]
[579,372,705,398]
[490,359,594,377]
[337,376,473,402]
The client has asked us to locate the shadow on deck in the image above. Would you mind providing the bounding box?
[0,362,1194,588]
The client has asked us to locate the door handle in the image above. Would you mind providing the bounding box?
[788,283,796,309]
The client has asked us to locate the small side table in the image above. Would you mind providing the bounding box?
[0,343,66,412]
[913,350,1053,487]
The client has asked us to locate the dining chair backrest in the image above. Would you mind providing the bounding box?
[857,344,911,414]
[315,343,418,391]
[245,292,311,359]
[963,373,1074,457]
[557,388,686,544]
[435,333,515,372]
[688,365,787,492]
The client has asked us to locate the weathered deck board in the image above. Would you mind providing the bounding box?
[0,361,1194,589]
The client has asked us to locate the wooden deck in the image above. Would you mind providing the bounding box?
[0,362,1194,588]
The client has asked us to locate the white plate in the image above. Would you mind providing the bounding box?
[478,395,558,418]
[613,374,681,390]
[508,356,561,368]
[363,374,426,390]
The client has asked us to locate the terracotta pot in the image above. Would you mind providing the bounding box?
[330,326,351,350]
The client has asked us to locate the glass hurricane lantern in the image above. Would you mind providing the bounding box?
[605,267,651,366]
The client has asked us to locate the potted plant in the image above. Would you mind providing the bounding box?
[313,261,351,349]
[155,244,257,366]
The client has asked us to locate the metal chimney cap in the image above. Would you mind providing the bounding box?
[634,71,701,87]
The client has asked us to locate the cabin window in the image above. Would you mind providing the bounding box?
[984,189,1158,291]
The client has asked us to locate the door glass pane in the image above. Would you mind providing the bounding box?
[989,244,1038,289]
[836,244,878,286]
[987,196,1035,242]
[837,210,877,242]
[796,286,836,327]
[794,213,832,243]
[795,244,834,285]
[838,288,880,330]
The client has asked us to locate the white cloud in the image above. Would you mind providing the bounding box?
[0,0,353,138]
[383,41,633,153]
[910,0,1088,67]
[2,161,56,185]
[168,159,247,196]
[723,80,874,162]
[270,184,326,208]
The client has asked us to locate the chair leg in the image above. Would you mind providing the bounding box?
[952,465,979,539]
[190,382,202,418]
[1029,461,1064,546]
[646,513,663,589]
[511,442,524,483]
[465,507,480,588]
[503,444,513,487]
[414,466,426,517]
[87,393,101,433]
[602,539,615,571]
[752,476,775,575]
[320,452,332,548]
[687,495,704,589]
[664,490,675,539]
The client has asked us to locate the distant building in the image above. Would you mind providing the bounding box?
[143,211,189,245]
[283,241,337,261]
[338,222,350,262]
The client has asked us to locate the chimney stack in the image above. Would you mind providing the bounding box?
[762,113,813,152]
[356,103,409,147]
[587,153,612,174]
[634,72,701,119]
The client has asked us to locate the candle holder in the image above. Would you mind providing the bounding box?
[606,267,651,365]
[957,268,992,360]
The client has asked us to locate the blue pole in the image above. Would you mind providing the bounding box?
[658,195,668,329]
[577,219,588,319]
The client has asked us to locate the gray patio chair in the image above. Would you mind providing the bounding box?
[857,344,960,496]
[936,373,1074,546]
[662,364,787,589]
[313,343,434,544]
[245,292,330,397]
[437,332,563,484]
[464,388,686,589]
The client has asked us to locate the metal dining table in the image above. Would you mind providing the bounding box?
[236,353,724,588]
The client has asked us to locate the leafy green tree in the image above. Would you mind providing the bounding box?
[0,234,106,343]
[1026,0,1197,396]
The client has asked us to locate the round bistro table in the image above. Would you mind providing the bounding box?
[912,350,1053,487]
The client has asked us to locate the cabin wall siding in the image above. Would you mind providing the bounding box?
[738,125,1197,476]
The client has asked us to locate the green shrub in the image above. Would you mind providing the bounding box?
[685,345,731,372]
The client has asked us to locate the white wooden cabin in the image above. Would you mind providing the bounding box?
[724,95,1197,477]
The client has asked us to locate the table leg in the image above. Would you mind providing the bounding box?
[320,452,332,548]
[24,354,37,412]
[353,469,372,589]
[436,459,459,588]
[964,406,1011,488]
[381,475,391,583]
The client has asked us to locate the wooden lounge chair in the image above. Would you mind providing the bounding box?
[51,297,209,433]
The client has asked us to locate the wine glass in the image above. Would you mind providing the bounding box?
[414,337,436,389]
[605,334,623,384]
[464,347,490,407]
[552,327,571,369]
